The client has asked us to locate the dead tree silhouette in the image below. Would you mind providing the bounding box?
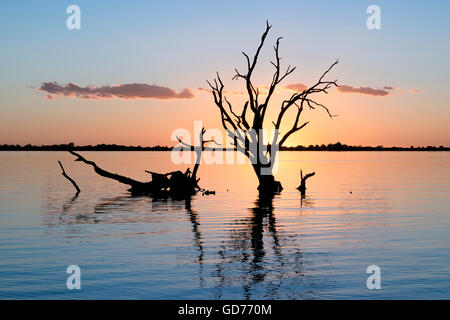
[207,21,338,193]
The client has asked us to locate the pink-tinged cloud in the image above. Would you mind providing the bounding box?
[40,82,195,100]
[384,86,394,90]
[283,83,308,93]
[337,85,391,97]
[410,89,419,94]
[198,87,244,96]
[197,87,211,93]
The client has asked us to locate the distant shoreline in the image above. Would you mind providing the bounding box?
[1,143,449,152]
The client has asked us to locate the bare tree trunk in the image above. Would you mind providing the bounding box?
[253,163,283,193]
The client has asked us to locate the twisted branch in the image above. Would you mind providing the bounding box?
[58,160,80,194]
[207,21,339,156]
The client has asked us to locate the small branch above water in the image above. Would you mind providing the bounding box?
[297,169,315,198]
[58,160,80,195]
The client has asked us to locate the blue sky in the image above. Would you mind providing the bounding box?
[0,1,449,146]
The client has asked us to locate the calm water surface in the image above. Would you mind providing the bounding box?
[0,151,449,299]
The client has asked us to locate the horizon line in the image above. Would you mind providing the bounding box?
[1,142,449,152]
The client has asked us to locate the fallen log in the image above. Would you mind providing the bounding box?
[66,127,216,197]
[68,150,200,197]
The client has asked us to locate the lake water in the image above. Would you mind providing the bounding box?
[0,151,449,299]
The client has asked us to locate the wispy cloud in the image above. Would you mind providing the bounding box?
[198,87,245,96]
[198,82,418,99]
[39,82,195,100]
[283,83,308,93]
[284,83,394,97]
[337,85,391,97]
[337,84,419,97]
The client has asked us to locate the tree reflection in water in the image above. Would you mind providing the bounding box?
[213,193,304,299]
[52,192,307,298]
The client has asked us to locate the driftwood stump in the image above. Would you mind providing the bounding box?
[297,170,315,198]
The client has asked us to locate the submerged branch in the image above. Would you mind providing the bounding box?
[67,150,211,197]
[58,160,80,194]
[68,150,145,188]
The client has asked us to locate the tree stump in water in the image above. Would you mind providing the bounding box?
[297,170,315,198]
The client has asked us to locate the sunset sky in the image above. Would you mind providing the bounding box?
[0,0,449,147]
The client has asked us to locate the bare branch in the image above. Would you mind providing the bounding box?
[69,150,144,187]
[58,160,80,194]
[272,59,339,147]
[176,129,221,151]
[278,121,309,147]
